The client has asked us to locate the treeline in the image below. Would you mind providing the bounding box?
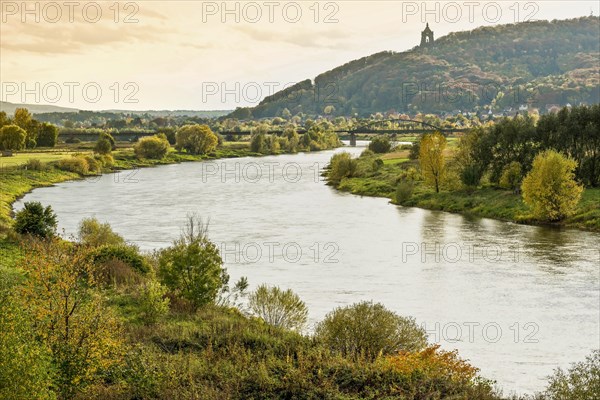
[0,108,59,150]
[460,104,600,187]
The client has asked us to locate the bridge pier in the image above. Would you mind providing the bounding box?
[349,132,356,147]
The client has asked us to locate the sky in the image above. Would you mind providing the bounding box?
[1,1,599,111]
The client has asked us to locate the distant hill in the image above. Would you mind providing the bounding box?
[243,16,600,118]
[0,101,80,115]
[0,102,231,118]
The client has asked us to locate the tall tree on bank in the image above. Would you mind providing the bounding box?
[419,132,447,193]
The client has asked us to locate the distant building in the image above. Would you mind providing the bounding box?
[420,23,434,47]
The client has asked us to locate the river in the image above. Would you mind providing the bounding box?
[14,142,600,395]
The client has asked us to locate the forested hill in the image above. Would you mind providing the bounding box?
[239,16,599,118]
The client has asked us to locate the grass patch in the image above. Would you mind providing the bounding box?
[0,151,89,168]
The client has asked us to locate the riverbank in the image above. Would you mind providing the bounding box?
[329,153,600,232]
[0,143,266,228]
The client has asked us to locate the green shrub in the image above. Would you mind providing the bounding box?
[94,138,112,155]
[65,137,81,144]
[89,245,150,274]
[315,301,428,360]
[541,350,599,400]
[395,180,414,203]
[328,152,358,185]
[499,161,522,193]
[248,285,308,331]
[134,135,170,159]
[36,123,59,147]
[250,133,267,153]
[78,217,125,247]
[175,124,218,155]
[460,164,483,188]
[57,156,89,175]
[368,136,392,153]
[138,279,170,325]
[14,202,57,238]
[96,154,114,167]
[24,158,47,171]
[84,156,101,174]
[158,215,228,309]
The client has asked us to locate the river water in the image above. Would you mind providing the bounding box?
[14,143,600,395]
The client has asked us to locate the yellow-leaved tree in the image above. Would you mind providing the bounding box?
[521,150,584,221]
[419,132,447,193]
[18,239,124,399]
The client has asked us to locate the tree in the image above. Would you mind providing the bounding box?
[175,124,218,155]
[94,138,112,155]
[541,350,599,400]
[419,132,447,193]
[18,239,124,399]
[134,135,170,159]
[0,124,26,151]
[248,285,308,331]
[315,301,427,360]
[100,132,116,149]
[158,215,228,309]
[521,150,583,221]
[368,136,392,153]
[499,161,522,193]
[14,202,57,238]
[13,108,32,131]
[78,217,126,247]
[328,152,357,185]
[36,123,59,147]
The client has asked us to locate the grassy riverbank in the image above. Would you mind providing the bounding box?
[331,152,600,232]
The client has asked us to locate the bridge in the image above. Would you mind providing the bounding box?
[220,119,468,146]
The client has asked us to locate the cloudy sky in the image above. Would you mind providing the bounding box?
[1,1,598,111]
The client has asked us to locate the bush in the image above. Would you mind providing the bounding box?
[521,150,584,221]
[14,202,57,238]
[138,279,170,325]
[248,285,308,331]
[24,158,47,171]
[96,154,114,167]
[0,278,55,400]
[250,133,267,153]
[541,350,599,399]
[89,245,150,275]
[460,164,483,188]
[175,124,218,155]
[65,137,81,144]
[368,136,392,153]
[408,138,421,160]
[94,138,112,155]
[134,135,170,159]
[57,156,89,175]
[0,124,26,151]
[78,217,126,247]
[499,161,522,193]
[84,156,101,174]
[395,180,414,203]
[158,215,228,309]
[372,158,384,171]
[384,344,488,395]
[315,301,427,360]
[328,152,358,185]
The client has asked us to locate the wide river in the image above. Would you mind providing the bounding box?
[14,143,600,395]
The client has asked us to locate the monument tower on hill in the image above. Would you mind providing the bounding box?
[420,23,434,47]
